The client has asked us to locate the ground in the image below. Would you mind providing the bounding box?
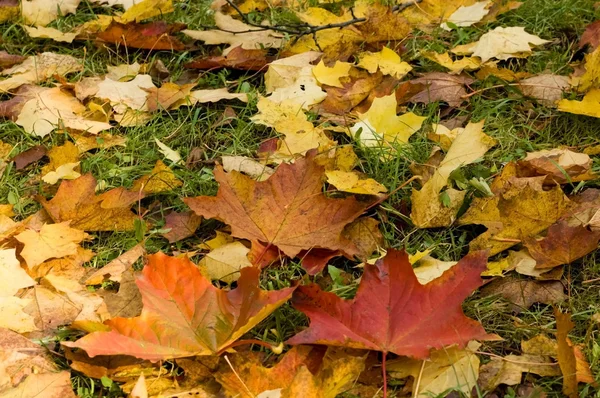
[2,0,600,397]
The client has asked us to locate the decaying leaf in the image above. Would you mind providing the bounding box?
[161,211,202,243]
[440,1,491,30]
[482,277,566,313]
[64,253,295,360]
[407,72,473,107]
[131,160,183,194]
[22,0,81,26]
[422,51,482,74]
[478,353,560,391]
[517,74,569,106]
[288,249,496,357]
[198,241,254,283]
[98,21,186,51]
[0,52,82,92]
[185,151,369,260]
[517,148,595,183]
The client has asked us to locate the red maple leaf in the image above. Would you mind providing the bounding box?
[287,249,496,358]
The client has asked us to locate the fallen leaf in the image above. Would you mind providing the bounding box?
[21,0,81,26]
[98,20,186,50]
[0,249,35,297]
[2,371,76,397]
[38,174,140,231]
[221,155,274,181]
[387,341,481,398]
[183,88,248,107]
[100,269,143,319]
[41,162,81,184]
[15,87,112,137]
[517,74,569,106]
[482,277,566,313]
[160,211,202,243]
[145,82,194,111]
[288,249,495,357]
[199,241,254,283]
[407,72,473,107]
[0,297,37,333]
[580,20,600,50]
[85,243,145,285]
[183,12,283,55]
[96,74,156,114]
[319,69,384,115]
[64,253,295,360]
[154,138,183,165]
[130,374,148,398]
[517,148,595,183]
[185,46,272,71]
[411,121,497,228]
[478,354,560,391]
[119,0,174,23]
[0,0,18,23]
[356,47,412,79]
[15,222,88,268]
[475,62,532,81]
[23,286,82,336]
[558,88,600,118]
[458,165,571,255]
[12,145,46,170]
[554,309,595,398]
[570,46,600,93]
[251,98,335,160]
[524,220,600,269]
[131,160,183,194]
[350,93,426,149]
[312,60,353,88]
[184,151,368,259]
[452,26,550,63]
[422,51,482,74]
[71,132,127,153]
[326,170,387,195]
[412,255,458,285]
[22,26,78,43]
[215,346,366,398]
[440,1,491,30]
[0,52,82,92]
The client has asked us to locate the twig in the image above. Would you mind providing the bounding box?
[392,0,424,13]
[413,359,426,398]
[224,355,256,398]
[222,0,423,49]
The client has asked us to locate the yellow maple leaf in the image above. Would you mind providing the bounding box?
[15,222,89,268]
[198,241,254,283]
[570,46,600,93]
[357,47,412,79]
[326,170,387,195]
[411,121,497,228]
[558,89,600,118]
[120,0,174,23]
[350,93,426,148]
[131,160,183,194]
[312,60,353,88]
[22,0,80,26]
[422,51,481,74]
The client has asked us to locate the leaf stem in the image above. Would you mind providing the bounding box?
[382,351,388,398]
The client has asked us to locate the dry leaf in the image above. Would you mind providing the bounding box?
[356,47,412,79]
[0,249,35,297]
[161,211,202,243]
[22,0,81,26]
[312,60,353,88]
[440,1,491,30]
[517,74,569,106]
[482,277,566,313]
[0,52,82,92]
[198,241,254,283]
[131,160,182,194]
[407,72,473,107]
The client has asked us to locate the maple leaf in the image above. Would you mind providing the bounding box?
[440,1,491,30]
[131,160,183,194]
[22,26,78,43]
[312,60,353,88]
[569,46,600,93]
[458,164,572,255]
[407,72,473,107]
[580,20,600,51]
[37,174,140,231]
[0,52,82,92]
[22,0,80,26]
[287,249,496,358]
[517,148,595,184]
[356,47,412,79]
[160,211,201,243]
[98,21,186,51]
[517,74,569,106]
[64,253,295,360]
[558,88,600,118]
[198,241,254,283]
[524,220,600,269]
[215,346,366,398]
[411,120,497,228]
[452,26,549,63]
[15,222,89,268]
[482,277,566,313]
[319,69,385,115]
[185,46,272,71]
[350,93,426,149]
[184,151,369,259]
[0,248,35,297]
[422,52,481,75]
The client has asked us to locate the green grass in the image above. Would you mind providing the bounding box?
[3,0,600,396]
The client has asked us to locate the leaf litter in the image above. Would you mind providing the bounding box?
[0,0,599,396]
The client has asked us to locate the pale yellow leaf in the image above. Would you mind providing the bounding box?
[198,241,254,283]
[41,162,82,184]
[0,249,35,297]
[22,26,78,43]
[312,60,353,88]
[22,0,81,26]
[440,1,491,30]
[326,170,387,195]
[356,47,412,79]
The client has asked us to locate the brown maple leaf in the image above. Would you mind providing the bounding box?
[37,174,140,231]
[184,151,370,260]
[524,220,600,269]
[185,46,273,71]
[97,21,186,51]
[287,249,496,358]
[406,72,473,107]
[63,253,295,361]
[580,20,600,50]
